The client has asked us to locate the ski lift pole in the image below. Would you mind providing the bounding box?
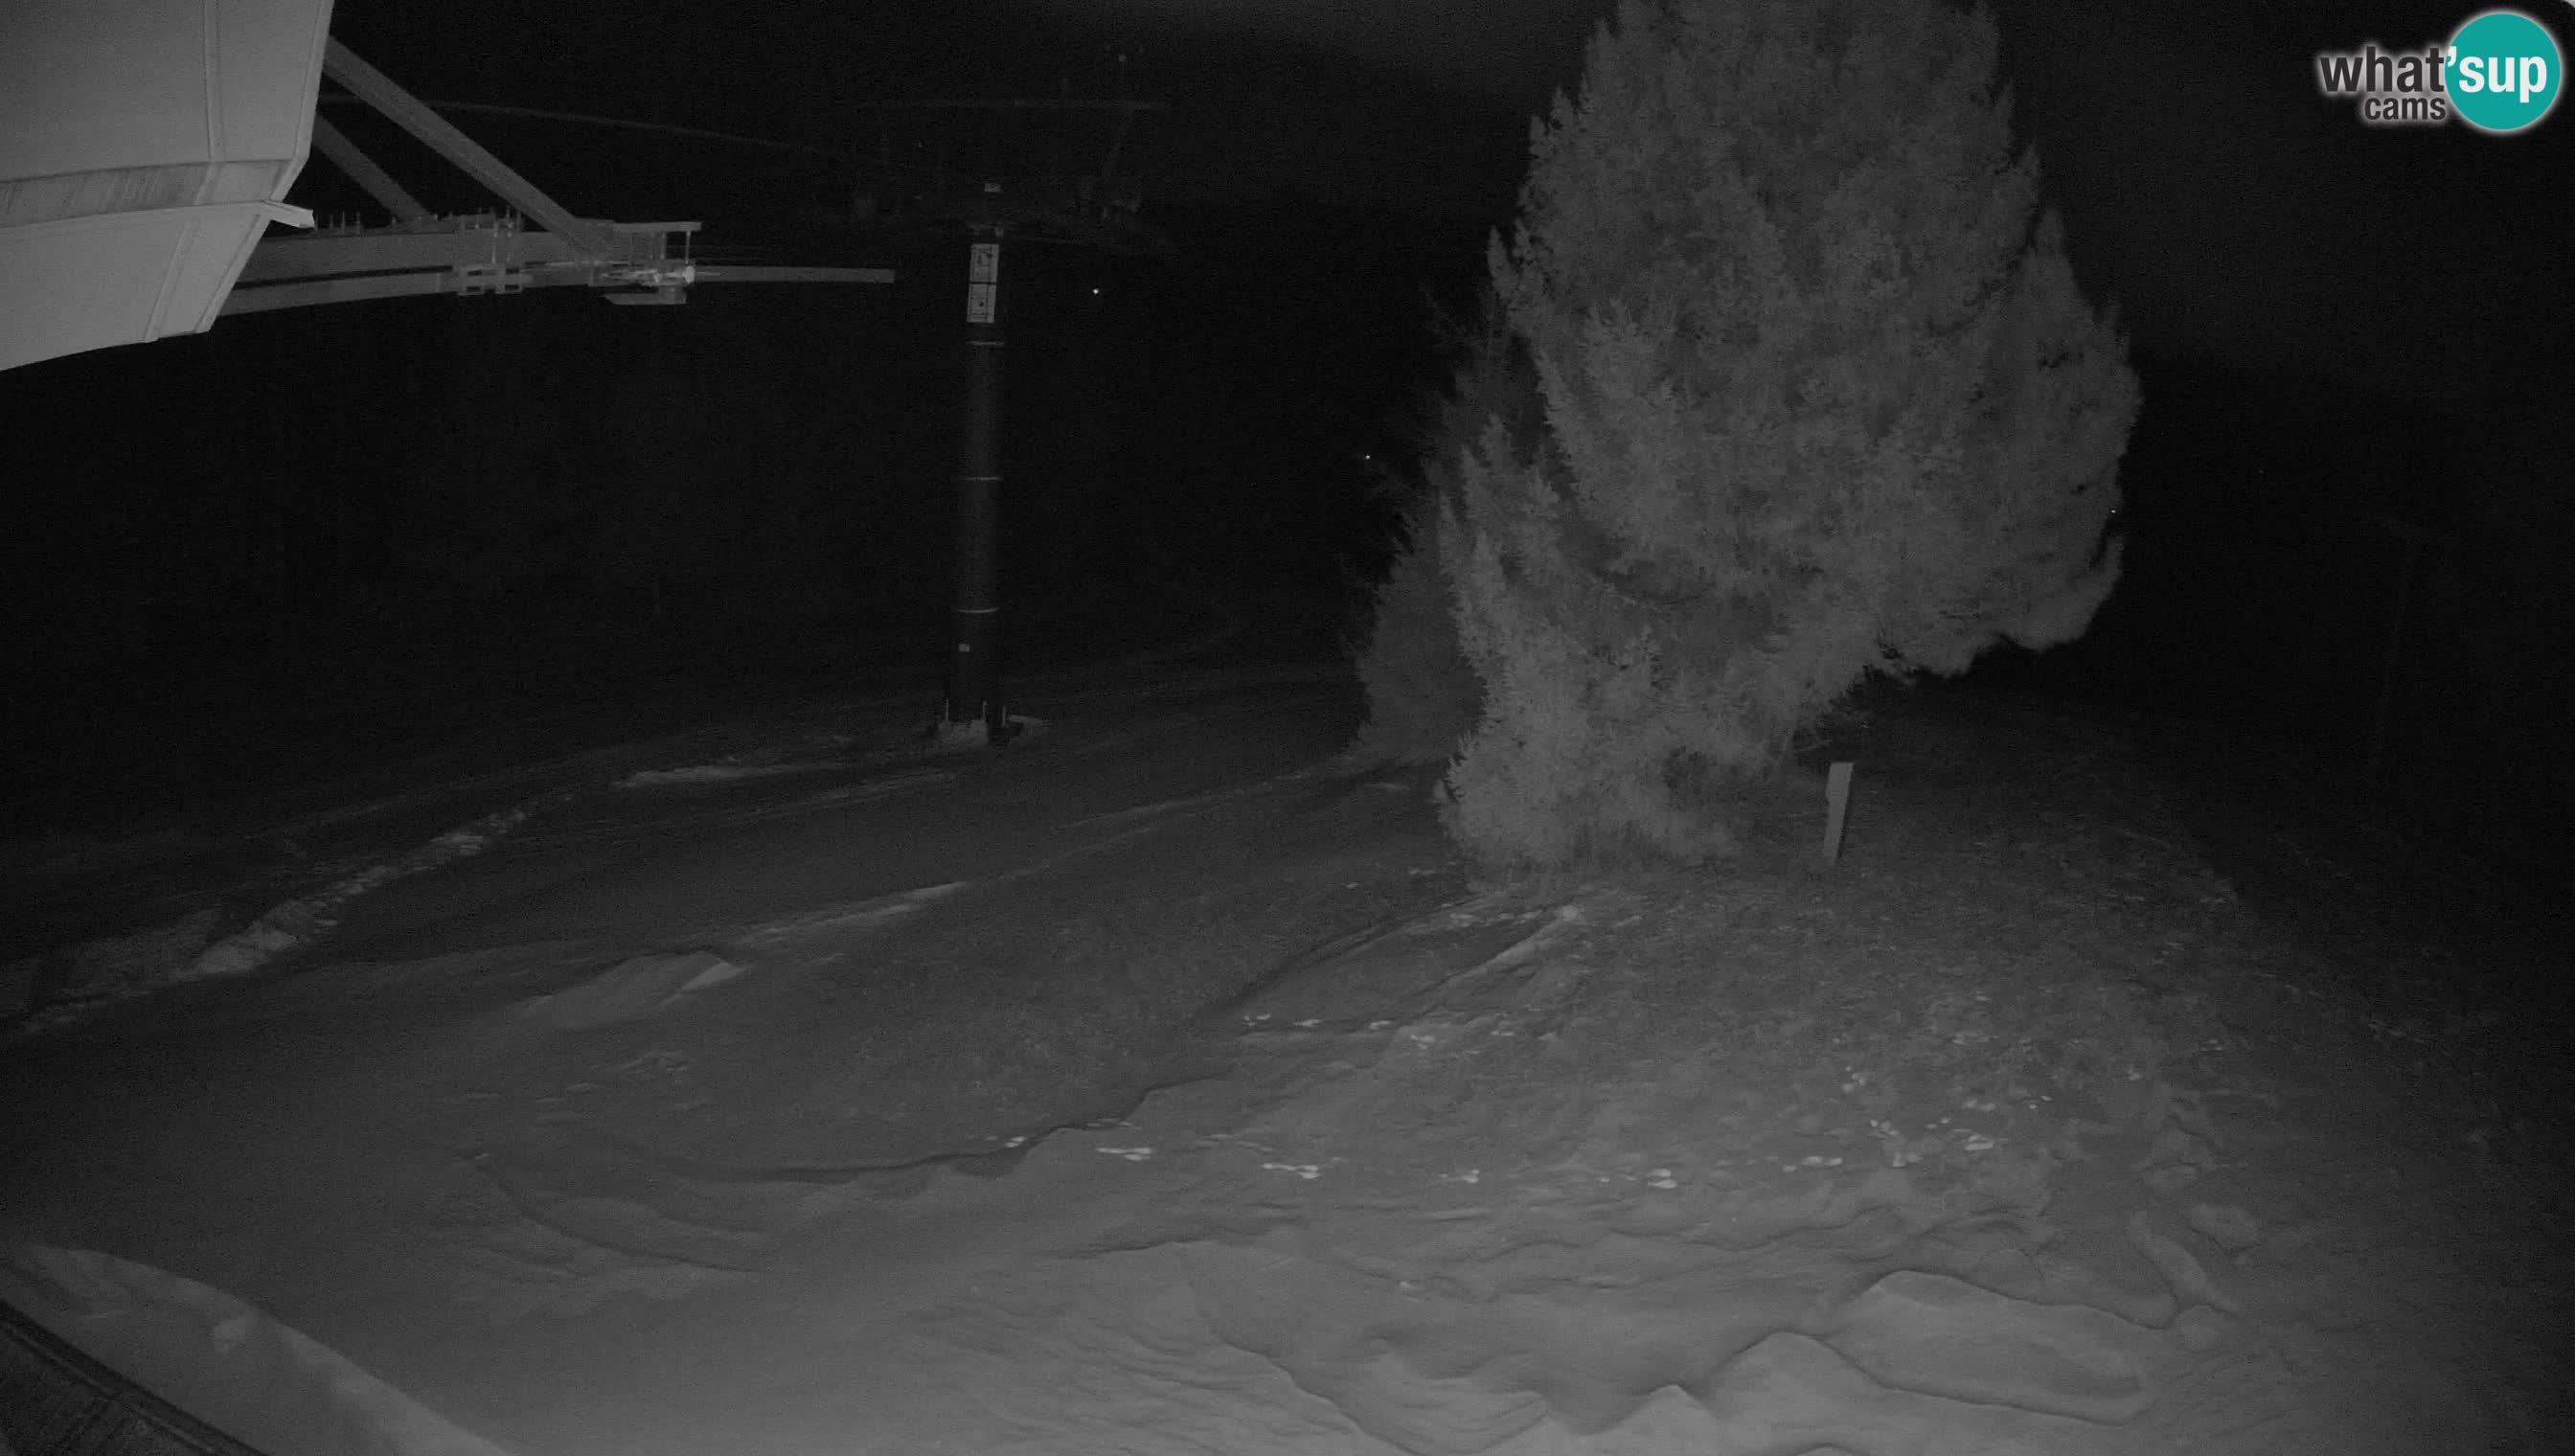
[946,197,1012,739]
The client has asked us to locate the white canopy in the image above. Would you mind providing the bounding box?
[0,0,332,373]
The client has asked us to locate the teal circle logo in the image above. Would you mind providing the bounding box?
[2448,9,2564,132]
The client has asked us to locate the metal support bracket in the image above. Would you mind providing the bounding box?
[454,214,526,295]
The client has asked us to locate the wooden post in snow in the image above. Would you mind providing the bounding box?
[1823,761,1855,865]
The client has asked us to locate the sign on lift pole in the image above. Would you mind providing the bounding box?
[947,185,1013,743]
[885,81,1168,750]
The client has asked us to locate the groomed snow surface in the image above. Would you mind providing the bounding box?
[4,669,2570,1455]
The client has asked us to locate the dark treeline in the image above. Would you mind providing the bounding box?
[1975,355,2574,876]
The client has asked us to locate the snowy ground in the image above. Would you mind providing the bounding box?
[3,664,2570,1455]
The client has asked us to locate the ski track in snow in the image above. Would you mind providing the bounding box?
[6,749,967,1037]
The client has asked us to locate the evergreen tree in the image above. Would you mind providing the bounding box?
[1432,0,2138,867]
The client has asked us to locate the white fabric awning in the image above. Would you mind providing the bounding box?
[0,0,334,373]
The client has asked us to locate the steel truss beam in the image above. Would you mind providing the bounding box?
[233,40,894,314]
[320,40,613,258]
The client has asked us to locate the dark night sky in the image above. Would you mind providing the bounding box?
[1089,0,2573,422]
[325,0,2573,425]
